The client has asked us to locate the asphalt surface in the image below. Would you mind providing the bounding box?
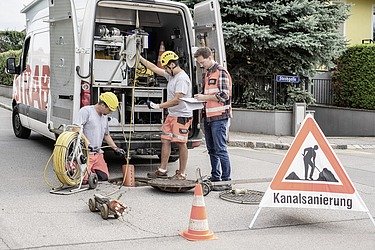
[1,95,375,150]
[0,99,374,249]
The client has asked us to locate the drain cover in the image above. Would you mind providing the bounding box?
[219,189,264,204]
[148,178,196,193]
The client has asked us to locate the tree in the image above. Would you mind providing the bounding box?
[0,31,25,53]
[181,0,349,105]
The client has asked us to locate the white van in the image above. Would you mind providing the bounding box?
[6,0,226,160]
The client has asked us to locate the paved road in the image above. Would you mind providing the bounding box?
[0,107,374,249]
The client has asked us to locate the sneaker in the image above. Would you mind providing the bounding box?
[147,169,168,179]
[170,170,187,180]
[207,176,220,182]
[212,184,232,192]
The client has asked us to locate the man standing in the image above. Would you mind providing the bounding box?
[74,92,125,182]
[194,47,232,191]
[303,145,319,180]
[140,51,192,180]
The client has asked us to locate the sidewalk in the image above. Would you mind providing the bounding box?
[1,95,374,150]
[228,131,375,150]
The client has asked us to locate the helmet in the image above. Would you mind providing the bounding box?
[99,92,119,111]
[160,51,179,67]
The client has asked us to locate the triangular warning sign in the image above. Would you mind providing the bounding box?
[270,115,354,194]
[250,115,374,228]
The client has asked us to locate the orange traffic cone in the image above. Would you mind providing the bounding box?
[156,41,165,68]
[122,164,135,187]
[180,183,217,241]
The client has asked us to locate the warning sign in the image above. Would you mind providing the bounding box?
[259,115,368,212]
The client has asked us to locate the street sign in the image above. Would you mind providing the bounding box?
[276,75,300,83]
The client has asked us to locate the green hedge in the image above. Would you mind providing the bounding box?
[332,45,375,110]
[0,50,21,86]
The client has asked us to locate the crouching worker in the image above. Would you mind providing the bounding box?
[73,92,125,182]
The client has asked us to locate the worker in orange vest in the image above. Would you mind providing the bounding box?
[194,47,233,191]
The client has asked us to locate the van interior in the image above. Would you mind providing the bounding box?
[91,3,194,133]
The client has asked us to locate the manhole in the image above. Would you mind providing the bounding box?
[219,189,264,204]
[108,177,150,187]
[148,178,196,193]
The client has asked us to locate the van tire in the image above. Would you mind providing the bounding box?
[12,106,31,139]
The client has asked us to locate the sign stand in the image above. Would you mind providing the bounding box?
[249,114,375,229]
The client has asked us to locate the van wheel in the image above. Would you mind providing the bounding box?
[12,106,31,139]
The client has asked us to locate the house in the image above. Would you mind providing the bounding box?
[344,0,375,45]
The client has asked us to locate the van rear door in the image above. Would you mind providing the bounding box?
[193,0,226,68]
[49,0,78,129]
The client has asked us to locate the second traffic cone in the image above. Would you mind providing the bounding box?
[180,183,217,241]
[156,41,165,68]
[122,164,135,187]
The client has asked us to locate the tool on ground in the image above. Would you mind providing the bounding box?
[196,168,272,196]
[88,193,127,220]
[45,125,99,195]
[180,183,217,241]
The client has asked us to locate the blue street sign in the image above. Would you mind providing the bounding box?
[276,75,300,83]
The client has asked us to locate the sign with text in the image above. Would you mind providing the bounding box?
[259,115,367,212]
[276,75,300,83]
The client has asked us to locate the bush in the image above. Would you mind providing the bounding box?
[332,45,375,109]
[0,50,21,85]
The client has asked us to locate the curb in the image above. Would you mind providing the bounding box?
[228,140,349,150]
[0,102,11,111]
[228,140,290,150]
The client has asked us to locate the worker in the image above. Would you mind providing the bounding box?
[73,92,125,182]
[303,145,319,180]
[139,51,192,180]
[194,47,233,191]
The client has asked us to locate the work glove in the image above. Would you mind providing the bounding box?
[88,145,100,153]
[146,100,160,110]
[114,147,126,156]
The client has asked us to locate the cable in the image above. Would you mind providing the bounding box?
[52,131,89,186]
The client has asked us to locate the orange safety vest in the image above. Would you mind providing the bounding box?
[203,64,232,121]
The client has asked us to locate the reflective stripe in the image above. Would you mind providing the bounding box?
[174,133,188,141]
[192,196,205,207]
[204,88,219,94]
[162,132,173,137]
[206,105,230,113]
[188,219,209,231]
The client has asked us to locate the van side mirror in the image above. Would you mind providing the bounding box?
[6,58,19,74]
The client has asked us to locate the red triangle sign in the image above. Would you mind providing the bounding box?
[270,115,355,194]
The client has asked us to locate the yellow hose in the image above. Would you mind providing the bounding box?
[53,131,89,186]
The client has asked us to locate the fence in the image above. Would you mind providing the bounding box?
[232,75,333,107]
[311,78,333,105]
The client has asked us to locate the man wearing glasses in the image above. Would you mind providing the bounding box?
[194,47,233,191]
[139,51,192,180]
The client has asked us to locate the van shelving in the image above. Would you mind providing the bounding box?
[6,0,226,161]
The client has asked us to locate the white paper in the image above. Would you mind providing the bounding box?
[179,97,205,103]
[179,97,204,110]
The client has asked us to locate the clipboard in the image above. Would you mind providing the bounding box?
[179,97,204,110]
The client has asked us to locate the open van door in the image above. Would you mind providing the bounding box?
[48,0,78,129]
[194,0,227,68]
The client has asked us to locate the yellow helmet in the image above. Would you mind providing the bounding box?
[160,51,179,67]
[99,92,118,111]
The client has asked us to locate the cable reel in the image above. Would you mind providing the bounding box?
[52,130,98,189]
